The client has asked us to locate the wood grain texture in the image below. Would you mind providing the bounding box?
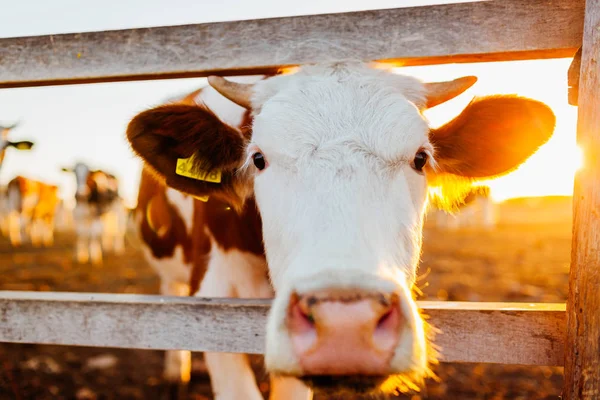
[0,292,565,366]
[0,0,584,88]
[564,0,600,398]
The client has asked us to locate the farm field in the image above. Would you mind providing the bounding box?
[0,196,572,400]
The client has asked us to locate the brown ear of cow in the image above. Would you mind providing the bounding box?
[126,104,250,207]
[429,95,556,178]
[426,95,556,210]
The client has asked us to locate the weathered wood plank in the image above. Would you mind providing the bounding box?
[0,0,584,88]
[564,0,600,398]
[0,292,565,366]
[421,301,565,366]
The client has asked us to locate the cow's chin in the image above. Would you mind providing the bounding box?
[294,372,426,396]
[299,375,388,395]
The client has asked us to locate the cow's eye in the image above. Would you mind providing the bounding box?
[253,152,267,171]
[412,151,428,172]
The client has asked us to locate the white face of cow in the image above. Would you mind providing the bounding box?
[248,65,432,386]
[252,65,430,289]
[126,61,556,395]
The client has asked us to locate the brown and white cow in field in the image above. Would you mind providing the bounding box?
[0,123,35,235]
[5,176,60,247]
[126,62,555,399]
[61,163,127,264]
[428,185,496,230]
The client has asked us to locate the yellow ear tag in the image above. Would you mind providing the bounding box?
[176,156,222,183]
[192,195,209,202]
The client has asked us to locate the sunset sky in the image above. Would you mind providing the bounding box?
[0,0,579,206]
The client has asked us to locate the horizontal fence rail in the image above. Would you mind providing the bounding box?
[0,0,584,88]
[0,291,565,366]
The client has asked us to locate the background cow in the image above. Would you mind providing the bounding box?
[5,176,59,247]
[428,185,496,230]
[61,162,127,264]
[126,63,555,399]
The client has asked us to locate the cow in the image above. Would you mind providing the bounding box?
[5,176,60,247]
[428,185,496,230]
[126,62,556,399]
[0,123,34,169]
[130,76,270,396]
[61,163,126,264]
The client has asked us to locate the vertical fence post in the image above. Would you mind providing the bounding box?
[564,0,600,398]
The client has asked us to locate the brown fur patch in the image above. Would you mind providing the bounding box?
[136,168,266,296]
[188,196,265,295]
[429,95,555,178]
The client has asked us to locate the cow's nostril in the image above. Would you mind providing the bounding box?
[377,308,393,328]
[297,302,315,325]
[376,294,399,330]
[289,296,316,334]
[376,306,402,335]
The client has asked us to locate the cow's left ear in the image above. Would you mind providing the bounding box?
[126,104,253,209]
[427,95,556,179]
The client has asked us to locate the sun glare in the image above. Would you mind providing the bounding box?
[395,58,578,203]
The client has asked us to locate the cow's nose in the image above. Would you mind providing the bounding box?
[287,290,404,376]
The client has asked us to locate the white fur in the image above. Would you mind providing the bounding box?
[165,188,194,234]
[246,63,431,376]
[196,244,272,400]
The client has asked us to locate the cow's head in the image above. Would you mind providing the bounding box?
[126,62,555,395]
[61,163,120,204]
[61,162,92,199]
[0,123,34,168]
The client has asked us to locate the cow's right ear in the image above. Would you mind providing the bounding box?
[126,104,252,208]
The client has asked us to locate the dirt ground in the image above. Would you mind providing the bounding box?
[0,196,571,400]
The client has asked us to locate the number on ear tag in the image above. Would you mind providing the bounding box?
[176,156,221,183]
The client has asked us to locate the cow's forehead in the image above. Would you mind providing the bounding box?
[251,64,430,164]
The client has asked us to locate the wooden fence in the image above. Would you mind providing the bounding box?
[0,0,598,398]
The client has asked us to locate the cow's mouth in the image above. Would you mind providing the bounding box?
[299,374,388,395]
